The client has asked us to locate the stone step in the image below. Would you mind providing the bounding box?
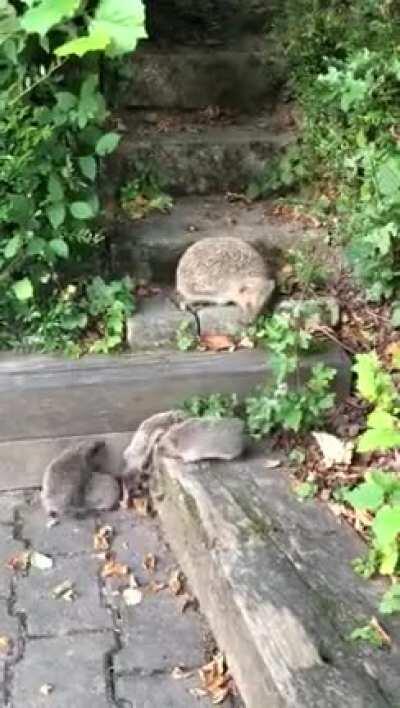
[106,110,291,198]
[154,453,400,707]
[106,195,321,282]
[143,1,276,45]
[113,39,285,111]
[0,346,350,489]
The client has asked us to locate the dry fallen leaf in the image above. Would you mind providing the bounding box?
[169,568,184,595]
[122,587,143,607]
[94,525,114,552]
[200,334,236,352]
[264,458,281,470]
[385,341,400,369]
[142,553,157,573]
[30,551,53,571]
[0,635,12,656]
[7,551,30,572]
[171,666,193,680]
[148,580,167,594]
[197,653,236,705]
[51,580,77,601]
[132,497,151,517]
[237,335,255,350]
[101,556,129,579]
[312,431,354,468]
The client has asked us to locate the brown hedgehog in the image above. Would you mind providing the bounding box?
[176,237,275,321]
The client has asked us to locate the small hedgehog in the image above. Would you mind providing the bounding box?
[176,237,275,321]
[157,417,247,463]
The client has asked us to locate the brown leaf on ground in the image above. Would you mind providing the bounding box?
[169,568,185,595]
[7,551,30,572]
[147,580,167,594]
[385,341,400,369]
[94,525,114,552]
[200,334,236,352]
[370,617,391,647]
[132,497,152,516]
[0,636,12,656]
[197,653,237,705]
[101,555,129,579]
[142,553,157,573]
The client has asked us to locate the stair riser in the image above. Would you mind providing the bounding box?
[113,44,285,111]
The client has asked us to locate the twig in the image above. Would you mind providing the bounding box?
[312,324,358,355]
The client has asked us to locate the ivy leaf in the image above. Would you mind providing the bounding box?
[49,238,69,259]
[78,156,97,181]
[343,481,384,512]
[4,233,22,259]
[47,203,66,229]
[357,427,400,453]
[95,131,120,156]
[372,505,400,548]
[21,0,81,36]
[70,201,94,219]
[13,277,33,301]
[89,0,147,57]
[55,27,110,57]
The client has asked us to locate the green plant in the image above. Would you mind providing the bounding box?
[353,352,400,452]
[342,469,400,611]
[256,0,400,302]
[85,276,135,353]
[0,0,145,353]
[286,247,329,294]
[349,621,387,648]
[120,169,173,220]
[182,393,239,420]
[176,321,198,352]
[294,481,318,501]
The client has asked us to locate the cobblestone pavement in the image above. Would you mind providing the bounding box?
[0,492,239,707]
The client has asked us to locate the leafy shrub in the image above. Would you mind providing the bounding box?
[183,393,239,419]
[256,0,400,301]
[0,0,145,352]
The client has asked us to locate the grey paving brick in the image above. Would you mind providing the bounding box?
[0,527,24,600]
[15,555,112,636]
[20,500,96,555]
[115,593,206,674]
[0,598,20,663]
[115,673,212,708]
[12,634,113,707]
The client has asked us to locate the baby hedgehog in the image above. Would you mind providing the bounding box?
[41,440,119,518]
[176,236,275,321]
[157,417,247,463]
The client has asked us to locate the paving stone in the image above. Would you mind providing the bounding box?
[15,555,112,636]
[115,593,206,673]
[20,499,96,556]
[0,492,23,522]
[0,598,20,663]
[126,296,197,350]
[197,305,245,336]
[116,673,212,708]
[0,525,24,600]
[12,634,112,707]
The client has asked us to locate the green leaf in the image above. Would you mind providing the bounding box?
[9,195,32,225]
[13,277,33,301]
[4,233,22,259]
[47,203,66,229]
[48,174,64,202]
[367,408,397,430]
[49,238,69,258]
[379,584,400,615]
[391,305,400,329]
[376,155,400,198]
[21,0,81,36]
[55,91,77,112]
[0,1,20,46]
[349,623,385,648]
[26,238,46,256]
[380,543,398,576]
[372,505,400,548]
[70,201,94,220]
[295,482,318,501]
[89,0,147,57]
[353,352,382,403]
[343,481,384,512]
[358,428,400,453]
[55,27,110,57]
[95,131,120,156]
[368,469,400,494]
[78,156,97,181]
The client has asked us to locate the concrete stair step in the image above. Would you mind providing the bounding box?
[0,346,349,489]
[113,39,285,111]
[106,109,291,197]
[106,195,322,282]
[155,452,400,707]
